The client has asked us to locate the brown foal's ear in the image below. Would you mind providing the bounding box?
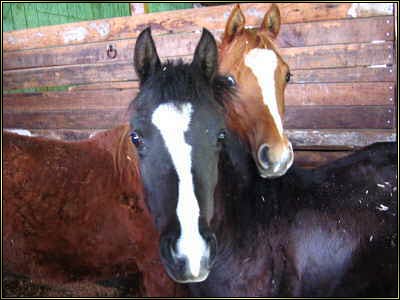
[222,4,245,44]
[261,4,281,39]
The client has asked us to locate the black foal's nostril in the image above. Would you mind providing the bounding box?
[160,235,178,263]
[202,231,217,267]
[175,256,186,273]
[258,144,270,167]
[208,235,217,266]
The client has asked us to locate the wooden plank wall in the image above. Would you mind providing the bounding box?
[3,3,397,167]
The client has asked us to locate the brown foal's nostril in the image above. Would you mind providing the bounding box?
[257,144,270,169]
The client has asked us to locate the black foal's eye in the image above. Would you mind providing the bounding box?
[130,131,142,147]
[285,72,292,83]
[226,75,236,87]
[217,130,226,143]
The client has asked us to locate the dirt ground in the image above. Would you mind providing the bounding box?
[2,271,141,297]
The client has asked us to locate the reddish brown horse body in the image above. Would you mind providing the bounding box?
[3,126,186,296]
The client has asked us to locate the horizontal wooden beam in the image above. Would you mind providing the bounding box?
[285,106,394,129]
[4,42,394,90]
[62,65,396,92]
[292,65,395,83]
[286,129,396,149]
[3,128,395,150]
[3,89,138,112]
[3,3,393,52]
[3,109,127,129]
[286,82,395,106]
[3,16,394,70]
[4,62,136,90]
[4,82,395,111]
[276,16,394,48]
[282,42,393,70]
[3,106,394,130]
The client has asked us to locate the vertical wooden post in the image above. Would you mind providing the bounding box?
[130,3,146,15]
[395,3,397,43]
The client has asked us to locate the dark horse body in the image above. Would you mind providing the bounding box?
[184,4,398,297]
[188,140,397,297]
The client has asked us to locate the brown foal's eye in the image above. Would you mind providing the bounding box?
[226,75,236,87]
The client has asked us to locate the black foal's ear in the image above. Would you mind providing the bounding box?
[134,27,161,84]
[192,28,218,82]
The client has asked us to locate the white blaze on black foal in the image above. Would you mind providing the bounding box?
[152,102,208,279]
[131,27,226,283]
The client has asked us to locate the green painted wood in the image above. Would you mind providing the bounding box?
[3,3,130,31]
[23,3,39,29]
[2,3,14,31]
[147,3,193,13]
[11,3,28,31]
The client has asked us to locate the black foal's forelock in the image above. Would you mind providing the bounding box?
[128,60,235,120]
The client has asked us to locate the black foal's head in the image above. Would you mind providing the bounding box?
[129,27,231,283]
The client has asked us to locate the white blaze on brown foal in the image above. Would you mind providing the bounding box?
[244,48,283,136]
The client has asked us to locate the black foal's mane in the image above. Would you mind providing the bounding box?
[128,59,235,119]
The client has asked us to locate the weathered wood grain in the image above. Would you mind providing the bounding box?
[3,128,105,141]
[3,109,128,129]
[4,62,136,90]
[3,106,394,130]
[4,43,394,90]
[284,106,394,129]
[281,42,393,70]
[3,17,394,70]
[285,82,395,106]
[3,89,138,112]
[60,65,397,94]
[4,3,393,52]
[276,16,394,48]
[292,66,395,83]
[286,129,396,149]
[4,82,394,112]
[3,32,198,70]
